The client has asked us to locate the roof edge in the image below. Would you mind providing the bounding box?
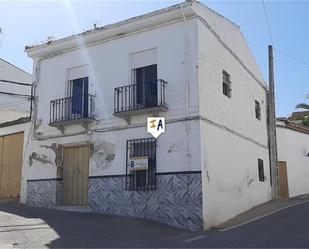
[277,120,309,135]
[25,1,196,58]
[0,116,30,128]
[0,58,31,76]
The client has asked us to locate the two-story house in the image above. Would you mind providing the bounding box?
[23,0,271,230]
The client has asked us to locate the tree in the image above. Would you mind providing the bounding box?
[295,94,309,127]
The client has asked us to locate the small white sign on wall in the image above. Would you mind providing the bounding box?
[147,117,165,139]
[129,156,148,170]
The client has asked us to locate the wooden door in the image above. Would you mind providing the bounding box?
[63,145,89,206]
[0,132,24,198]
[278,161,289,198]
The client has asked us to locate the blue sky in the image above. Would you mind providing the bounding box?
[0,0,308,117]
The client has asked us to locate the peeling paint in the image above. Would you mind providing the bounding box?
[167,144,176,153]
[105,154,115,163]
[248,177,255,186]
[29,152,53,166]
[40,143,62,167]
[92,140,116,170]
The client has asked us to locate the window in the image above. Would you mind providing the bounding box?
[126,138,156,191]
[222,70,232,98]
[258,159,265,182]
[131,49,158,109]
[255,100,261,120]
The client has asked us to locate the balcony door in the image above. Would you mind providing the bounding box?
[135,64,157,108]
[71,77,88,118]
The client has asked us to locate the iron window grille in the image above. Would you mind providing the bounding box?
[223,70,232,98]
[258,158,265,182]
[126,138,156,191]
[255,100,261,120]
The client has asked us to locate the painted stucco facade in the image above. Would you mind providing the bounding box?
[23,1,271,230]
[277,121,309,197]
[195,10,271,228]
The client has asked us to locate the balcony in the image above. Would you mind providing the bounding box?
[114,79,168,120]
[49,94,95,127]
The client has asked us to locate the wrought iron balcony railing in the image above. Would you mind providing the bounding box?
[49,94,95,125]
[114,79,167,115]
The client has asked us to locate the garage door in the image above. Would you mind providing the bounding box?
[0,132,24,198]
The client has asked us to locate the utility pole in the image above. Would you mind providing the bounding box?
[268,45,279,199]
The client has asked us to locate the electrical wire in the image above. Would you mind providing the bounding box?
[274,48,309,69]
[262,0,274,46]
[0,91,32,98]
[261,1,309,69]
[0,79,32,86]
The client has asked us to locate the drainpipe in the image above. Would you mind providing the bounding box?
[31,57,44,140]
[181,2,191,170]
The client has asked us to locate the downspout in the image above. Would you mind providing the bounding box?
[29,83,34,121]
[32,57,44,140]
[181,3,191,169]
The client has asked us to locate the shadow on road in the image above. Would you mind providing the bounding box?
[0,200,190,248]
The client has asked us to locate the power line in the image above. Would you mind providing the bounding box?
[261,1,309,70]
[0,79,32,87]
[0,91,32,98]
[275,48,309,68]
[262,0,274,45]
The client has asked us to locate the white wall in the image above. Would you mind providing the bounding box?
[196,18,271,228]
[22,17,202,203]
[200,122,271,228]
[34,19,199,130]
[277,125,309,197]
[0,59,32,119]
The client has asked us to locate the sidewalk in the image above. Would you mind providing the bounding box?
[216,194,309,231]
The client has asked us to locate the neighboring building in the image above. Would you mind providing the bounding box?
[23,1,271,230]
[0,58,32,123]
[276,119,309,198]
[287,111,309,126]
[0,58,32,199]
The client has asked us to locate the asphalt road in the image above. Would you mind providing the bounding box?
[0,199,309,248]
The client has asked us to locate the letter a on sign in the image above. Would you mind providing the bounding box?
[147,117,165,138]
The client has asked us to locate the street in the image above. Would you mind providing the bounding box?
[0,199,309,248]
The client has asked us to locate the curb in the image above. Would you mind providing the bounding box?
[219,199,309,232]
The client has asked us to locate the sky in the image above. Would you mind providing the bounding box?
[0,0,308,117]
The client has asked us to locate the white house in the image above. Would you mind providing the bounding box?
[23,1,271,230]
[0,58,32,199]
[276,120,309,198]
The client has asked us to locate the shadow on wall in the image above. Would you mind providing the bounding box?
[0,200,188,248]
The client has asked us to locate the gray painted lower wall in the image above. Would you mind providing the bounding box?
[27,172,202,230]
